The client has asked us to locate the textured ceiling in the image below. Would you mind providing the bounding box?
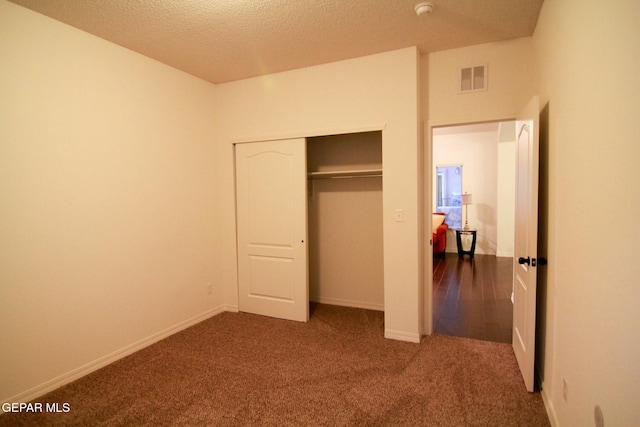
[8,0,544,84]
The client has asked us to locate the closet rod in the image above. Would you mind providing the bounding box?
[310,174,382,180]
[307,169,382,180]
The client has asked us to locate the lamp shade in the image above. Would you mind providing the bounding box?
[461,193,473,205]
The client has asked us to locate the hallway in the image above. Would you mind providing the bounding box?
[433,253,513,343]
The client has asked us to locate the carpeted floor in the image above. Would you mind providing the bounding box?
[0,304,550,426]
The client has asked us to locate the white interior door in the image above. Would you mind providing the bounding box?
[513,96,540,392]
[235,138,309,322]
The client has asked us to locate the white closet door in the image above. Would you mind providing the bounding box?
[235,138,309,322]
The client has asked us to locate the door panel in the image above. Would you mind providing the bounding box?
[235,139,309,322]
[248,255,294,300]
[513,96,540,392]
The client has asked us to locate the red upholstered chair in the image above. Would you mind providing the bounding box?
[432,212,449,257]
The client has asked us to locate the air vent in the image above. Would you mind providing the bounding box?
[460,64,487,92]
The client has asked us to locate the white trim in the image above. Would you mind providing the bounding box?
[231,124,387,145]
[428,115,516,130]
[2,305,229,405]
[310,296,384,312]
[496,250,515,257]
[223,304,239,313]
[385,328,421,343]
[541,384,559,426]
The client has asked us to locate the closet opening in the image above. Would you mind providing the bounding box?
[307,131,384,312]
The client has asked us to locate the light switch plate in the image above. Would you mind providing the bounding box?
[394,209,404,222]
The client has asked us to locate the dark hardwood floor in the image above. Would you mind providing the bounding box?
[433,253,513,344]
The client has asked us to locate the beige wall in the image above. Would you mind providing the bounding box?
[214,48,422,342]
[432,127,499,255]
[0,1,219,402]
[308,177,384,309]
[532,0,640,425]
[427,37,535,126]
[496,122,516,257]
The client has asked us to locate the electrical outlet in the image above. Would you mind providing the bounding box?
[562,378,569,403]
[207,283,212,295]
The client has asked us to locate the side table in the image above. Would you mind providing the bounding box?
[453,228,477,259]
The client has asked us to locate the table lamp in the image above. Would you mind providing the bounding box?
[461,193,472,230]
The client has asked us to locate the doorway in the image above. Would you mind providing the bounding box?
[429,121,516,343]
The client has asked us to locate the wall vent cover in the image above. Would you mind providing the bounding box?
[460,64,487,93]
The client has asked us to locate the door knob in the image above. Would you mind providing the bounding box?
[518,256,547,267]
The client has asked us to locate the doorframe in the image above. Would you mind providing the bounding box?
[423,115,516,335]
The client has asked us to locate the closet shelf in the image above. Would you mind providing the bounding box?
[307,169,382,179]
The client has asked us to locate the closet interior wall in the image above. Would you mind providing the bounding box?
[307,132,384,311]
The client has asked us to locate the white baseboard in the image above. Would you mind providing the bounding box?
[496,250,514,257]
[2,305,229,405]
[309,296,383,312]
[541,383,559,426]
[384,329,421,343]
[223,304,239,313]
